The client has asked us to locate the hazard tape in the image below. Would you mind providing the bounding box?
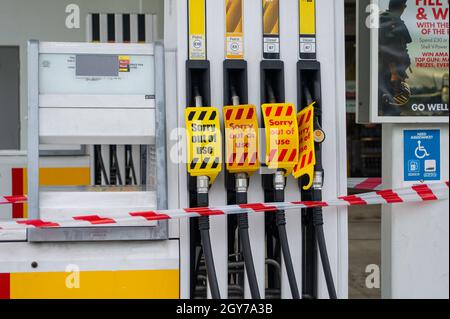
[0,182,447,231]
[0,178,394,204]
[0,195,27,205]
[348,178,383,190]
[0,180,385,204]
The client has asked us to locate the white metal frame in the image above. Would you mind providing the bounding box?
[27,41,168,237]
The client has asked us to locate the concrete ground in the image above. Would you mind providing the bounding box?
[348,204,382,299]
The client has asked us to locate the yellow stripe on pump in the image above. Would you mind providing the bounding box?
[299,0,317,59]
[299,0,316,36]
[185,107,222,183]
[9,270,179,299]
[188,0,207,60]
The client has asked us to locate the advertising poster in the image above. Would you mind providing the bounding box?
[378,0,449,118]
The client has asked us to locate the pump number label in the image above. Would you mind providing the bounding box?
[261,103,299,175]
[189,35,206,60]
[223,105,260,174]
[293,103,316,189]
[185,107,222,183]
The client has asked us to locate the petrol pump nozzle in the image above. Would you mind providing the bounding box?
[187,85,221,299]
[193,87,211,195]
[312,171,324,191]
[300,84,337,299]
[230,86,250,194]
[235,173,248,193]
[224,85,260,299]
[230,85,241,108]
[266,82,277,104]
[196,175,210,194]
[273,170,286,191]
[262,81,301,299]
[194,86,204,108]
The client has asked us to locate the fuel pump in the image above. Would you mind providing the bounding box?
[223,0,261,300]
[163,0,348,299]
[223,99,261,299]
[295,0,337,299]
[261,100,301,300]
[260,0,300,299]
[185,0,222,299]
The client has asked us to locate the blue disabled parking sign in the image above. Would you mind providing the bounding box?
[404,130,441,182]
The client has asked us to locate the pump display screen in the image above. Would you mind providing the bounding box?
[76,55,119,77]
[39,53,154,95]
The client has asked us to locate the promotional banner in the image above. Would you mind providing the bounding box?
[377,0,449,118]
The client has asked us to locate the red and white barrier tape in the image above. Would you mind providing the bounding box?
[0,178,383,205]
[348,178,383,190]
[0,181,447,231]
[0,195,27,205]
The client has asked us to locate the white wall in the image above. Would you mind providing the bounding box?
[382,124,449,299]
[0,0,164,150]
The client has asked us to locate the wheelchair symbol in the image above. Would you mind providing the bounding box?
[415,141,430,159]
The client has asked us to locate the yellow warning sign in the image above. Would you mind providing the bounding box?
[223,105,260,174]
[225,0,244,59]
[261,103,299,175]
[293,103,316,190]
[185,107,222,183]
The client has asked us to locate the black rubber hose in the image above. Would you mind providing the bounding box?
[312,206,338,299]
[302,84,337,299]
[199,215,221,299]
[276,211,301,299]
[238,212,261,299]
[94,145,110,185]
[227,88,260,298]
[190,89,221,299]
